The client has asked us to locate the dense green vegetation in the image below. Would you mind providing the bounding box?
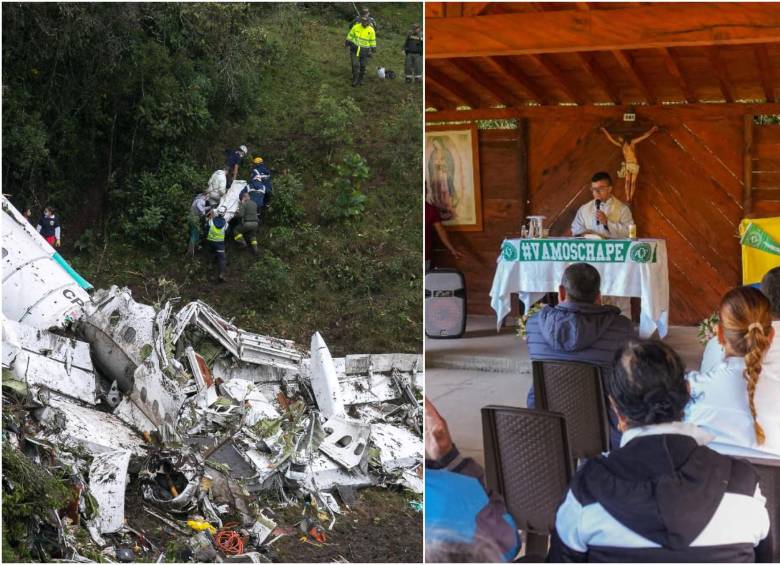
[3,3,423,354]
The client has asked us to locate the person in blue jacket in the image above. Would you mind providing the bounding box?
[240,156,273,212]
[225,144,248,187]
[425,398,520,562]
[525,262,635,448]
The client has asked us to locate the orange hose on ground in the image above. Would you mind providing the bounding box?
[215,528,244,555]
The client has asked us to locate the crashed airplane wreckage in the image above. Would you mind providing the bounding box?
[2,196,422,562]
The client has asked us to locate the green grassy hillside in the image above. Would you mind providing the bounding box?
[3,3,423,355]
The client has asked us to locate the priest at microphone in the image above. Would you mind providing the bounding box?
[571,171,633,239]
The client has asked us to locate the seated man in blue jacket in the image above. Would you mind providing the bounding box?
[525,263,635,446]
[425,398,520,563]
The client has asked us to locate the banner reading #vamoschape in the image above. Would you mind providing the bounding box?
[501,238,658,264]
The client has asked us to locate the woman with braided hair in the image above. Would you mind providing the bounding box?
[550,339,769,562]
[686,286,780,458]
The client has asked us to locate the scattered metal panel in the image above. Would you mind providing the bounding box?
[399,468,424,494]
[220,378,280,425]
[369,423,423,472]
[186,347,218,407]
[309,332,346,419]
[243,448,278,484]
[318,492,342,515]
[249,515,277,546]
[141,451,202,513]
[2,196,91,330]
[302,453,374,491]
[79,286,157,392]
[338,373,398,406]
[344,353,422,374]
[173,301,302,371]
[112,397,156,433]
[221,551,271,563]
[78,288,187,429]
[2,316,99,404]
[39,393,146,456]
[126,356,187,431]
[89,450,132,534]
[236,331,301,372]
[153,300,177,373]
[318,416,371,470]
[212,358,289,384]
[172,301,239,357]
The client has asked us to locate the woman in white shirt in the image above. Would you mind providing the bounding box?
[686,285,779,458]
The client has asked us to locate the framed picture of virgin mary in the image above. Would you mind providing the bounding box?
[425,123,483,232]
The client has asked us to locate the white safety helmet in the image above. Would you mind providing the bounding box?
[239,145,248,154]
[216,205,227,216]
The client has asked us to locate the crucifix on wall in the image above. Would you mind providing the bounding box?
[600,124,659,203]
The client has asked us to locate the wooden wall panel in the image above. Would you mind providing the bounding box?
[431,129,524,314]
[752,124,780,217]
[436,108,780,324]
[431,109,755,325]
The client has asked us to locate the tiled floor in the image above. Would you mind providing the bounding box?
[425,316,706,467]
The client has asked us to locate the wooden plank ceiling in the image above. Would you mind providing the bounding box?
[425,2,780,110]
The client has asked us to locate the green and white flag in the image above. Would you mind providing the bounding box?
[741,222,780,257]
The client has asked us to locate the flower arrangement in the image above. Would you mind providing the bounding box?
[697,311,719,345]
[516,303,544,340]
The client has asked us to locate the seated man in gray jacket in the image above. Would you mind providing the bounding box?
[525,263,635,446]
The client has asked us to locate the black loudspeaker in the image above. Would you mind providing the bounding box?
[425,268,467,339]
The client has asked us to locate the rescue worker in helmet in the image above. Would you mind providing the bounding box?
[345,15,377,86]
[207,205,228,282]
[225,144,248,188]
[241,156,273,211]
[233,191,259,256]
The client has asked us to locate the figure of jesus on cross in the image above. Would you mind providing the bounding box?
[600,125,658,203]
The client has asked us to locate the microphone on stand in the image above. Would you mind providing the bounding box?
[595,199,601,226]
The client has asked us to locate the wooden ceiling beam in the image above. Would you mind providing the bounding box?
[425,103,780,123]
[706,46,735,103]
[426,67,483,108]
[462,2,491,17]
[481,56,552,105]
[426,4,780,59]
[658,47,696,103]
[425,89,454,111]
[528,54,586,105]
[754,44,777,103]
[425,80,458,109]
[443,3,463,18]
[425,3,445,18]
[611,50,656,105]
[577,52,621,105]
[448,58,525,107]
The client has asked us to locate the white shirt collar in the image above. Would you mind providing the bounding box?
[620,421,715,448]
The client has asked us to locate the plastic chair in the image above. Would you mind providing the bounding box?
[746,456,780,563]
[482,406,574,561]
[532,360,610,461]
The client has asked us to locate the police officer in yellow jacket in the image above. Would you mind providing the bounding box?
[345,15,376,86]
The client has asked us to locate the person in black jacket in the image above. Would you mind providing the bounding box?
[403,23,422,83]
[550,339,770,563]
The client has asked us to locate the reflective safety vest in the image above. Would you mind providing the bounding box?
[207,218,226,242]
[346,23,376,55]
